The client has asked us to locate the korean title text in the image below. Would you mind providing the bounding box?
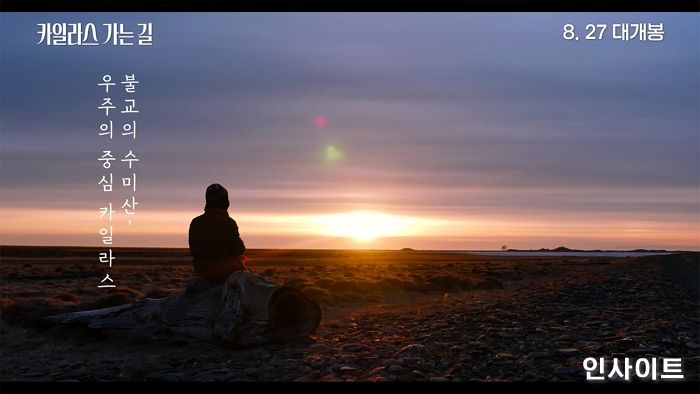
[38,23,152,46]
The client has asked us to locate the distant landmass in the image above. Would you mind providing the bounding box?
[506,246,671,253]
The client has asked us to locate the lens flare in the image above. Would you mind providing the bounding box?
[324,145,344,163]
[313,115,328,129]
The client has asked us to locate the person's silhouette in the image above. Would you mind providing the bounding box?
[188,183,247,283]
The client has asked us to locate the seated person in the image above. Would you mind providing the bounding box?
[188,183,247,283]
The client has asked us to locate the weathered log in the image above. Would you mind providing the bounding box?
[46,271,321,346]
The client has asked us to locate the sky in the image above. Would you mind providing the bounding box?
[1,12,699,250]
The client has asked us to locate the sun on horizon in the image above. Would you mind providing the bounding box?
[313,210,419,242]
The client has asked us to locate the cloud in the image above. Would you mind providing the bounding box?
[1,13,698,249]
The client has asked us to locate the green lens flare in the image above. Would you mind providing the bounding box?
[324,145,344,163]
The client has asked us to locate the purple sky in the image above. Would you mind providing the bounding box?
[1,13,698,250]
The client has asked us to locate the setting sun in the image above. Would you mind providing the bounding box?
[314,211,415,242]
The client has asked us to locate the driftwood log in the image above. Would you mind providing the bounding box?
[46,271,321,347]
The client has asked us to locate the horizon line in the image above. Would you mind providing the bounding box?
[0,244,695,253]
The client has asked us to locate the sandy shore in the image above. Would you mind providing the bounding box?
[1,247,698,382]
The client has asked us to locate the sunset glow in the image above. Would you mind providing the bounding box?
[313,211,421,242]
[0,207,697,250]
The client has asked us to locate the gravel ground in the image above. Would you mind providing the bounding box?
[1,253,698,383]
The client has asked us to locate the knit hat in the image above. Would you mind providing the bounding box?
[205,183,229,210]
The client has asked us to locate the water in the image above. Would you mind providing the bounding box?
[454,251,673,258]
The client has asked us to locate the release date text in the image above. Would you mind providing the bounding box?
[563,23,664,42]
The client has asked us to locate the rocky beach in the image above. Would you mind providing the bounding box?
[1,247,698,383]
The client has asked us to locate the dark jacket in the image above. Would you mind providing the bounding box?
[188,208,246,277]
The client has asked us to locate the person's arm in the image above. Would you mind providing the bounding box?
[224,218,246,257]
[188,219,198,259]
